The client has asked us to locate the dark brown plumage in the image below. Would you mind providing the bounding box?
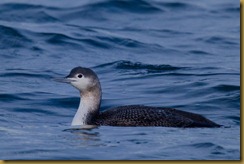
[93,105,220,128]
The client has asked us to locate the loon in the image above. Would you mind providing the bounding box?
[55,66,220,128]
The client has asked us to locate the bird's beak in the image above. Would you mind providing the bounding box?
[53,77,75,83]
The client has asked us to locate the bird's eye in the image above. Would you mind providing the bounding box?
[77,74,83,78]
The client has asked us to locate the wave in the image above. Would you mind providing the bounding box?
[39,31,163,50]
[212,84,240,92]
[0,93,26,102]
[195,36,239,46]
[45,33,110,49]
[0,69,55,79]
[187,50,212,56]
[81,0,162,14]
[0,25,32,49]
[94,60,184,72]
[42,97,79,108]
[0,3,59,23]
[157,1,203,11]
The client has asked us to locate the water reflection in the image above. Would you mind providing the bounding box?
[62,125,103,147]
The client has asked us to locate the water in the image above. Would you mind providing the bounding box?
[0,0,240,160]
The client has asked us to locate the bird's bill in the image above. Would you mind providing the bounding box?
[53,77,75,83]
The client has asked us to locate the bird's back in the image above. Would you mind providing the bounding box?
[94,105,220,127]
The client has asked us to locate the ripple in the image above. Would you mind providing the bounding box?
[12,107,57,115]
[157,1,205,12]
[0,92,55,103]
[210,5,240,14]
[0,93,26,102]
[0,69,54,80]
[39,32,111,49]
[223,7,239,13]
[115,61,181,71]
[0,3,59,23]
[191,142,224,149]
[188,50,212,55]
[0,3,46,10]
[45,33,85,48]
[44,97,79,108]
[159,2,189,9]
[196,36,238,46]
[81,38,111,49]
[82,0,162,14]
[1,72,47,78]
[0,25,32,49]
[96,36,162,49]
[95,60,184,73]
[213,84,240,92]
[118,27,192,36]
[57,0,163,22]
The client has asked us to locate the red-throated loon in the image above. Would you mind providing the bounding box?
[55,66,220,128]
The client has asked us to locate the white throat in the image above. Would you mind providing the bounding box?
[71,97,89,126]
[71,91,101,126]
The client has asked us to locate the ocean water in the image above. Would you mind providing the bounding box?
[0,0,240,160]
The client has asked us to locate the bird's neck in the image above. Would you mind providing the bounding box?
[71,87,101,126]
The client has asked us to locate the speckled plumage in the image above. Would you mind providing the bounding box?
[57,66,221,128]
[93,105,220,127]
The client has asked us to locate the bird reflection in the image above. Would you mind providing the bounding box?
[63,125,103,146]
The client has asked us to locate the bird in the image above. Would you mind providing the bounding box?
[54,66,221,128]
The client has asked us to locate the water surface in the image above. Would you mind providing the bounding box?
[0,0,240,160]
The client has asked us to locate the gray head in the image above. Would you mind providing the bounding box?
[56,67,100,92]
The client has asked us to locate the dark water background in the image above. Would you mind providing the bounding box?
[0,0,240,160]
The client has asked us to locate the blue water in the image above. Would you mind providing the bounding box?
[0,0,240,160]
